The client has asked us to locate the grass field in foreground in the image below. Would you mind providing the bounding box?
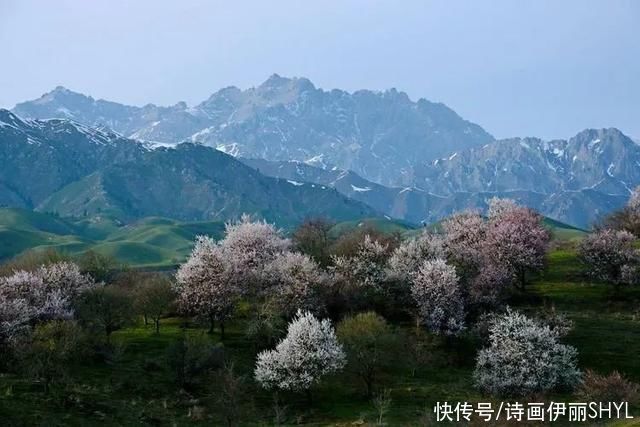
[1,248,639,426]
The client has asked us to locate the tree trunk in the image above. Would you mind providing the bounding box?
[143,314,149,325]
[220,322,225,340]
[208,314,215,334]
[519,269,526,290]
[155,318,160,334]
[365,375,373,398]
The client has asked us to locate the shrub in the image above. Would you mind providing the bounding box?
[166,332,224,389]
[578,229,638,289]
[577,370,640,404]
[245,300,286,351]
[292,217,334,267]
[14,320,86,393]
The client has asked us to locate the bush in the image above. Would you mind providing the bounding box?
[77,250,121,283]
[577,370,640,404]
[166,332,224,389]
[474,309,580,397]
[577,229,638,289]
[14,320,86,393]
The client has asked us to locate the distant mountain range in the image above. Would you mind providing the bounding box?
[239,128,636,228]
[5,76,639,228]
[13,75,493,186]
[0,109,375,226]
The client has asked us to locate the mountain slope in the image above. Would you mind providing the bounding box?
[409,128,640,195]
[1,110,378,226]
[39,144,377,225]
[402,128,639,227]
[13,87,211,143]
[13,76,494,185]
[0,109,145,208]
[240,133,636,229]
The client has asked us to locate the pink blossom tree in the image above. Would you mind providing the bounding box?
[411,259,465,336]
[263,252,328,317]
[486,197,518,220]
[468,263,513,310]
[483,203,550,289]
[577,229,638,290]
[441,211,487,275]
[175,236,238,338]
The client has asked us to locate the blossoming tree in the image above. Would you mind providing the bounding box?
[254,310,345,403]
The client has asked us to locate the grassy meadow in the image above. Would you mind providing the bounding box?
[1,242,639,426]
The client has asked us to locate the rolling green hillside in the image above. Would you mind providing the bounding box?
[0,208,586,268]
[0,209,225,267]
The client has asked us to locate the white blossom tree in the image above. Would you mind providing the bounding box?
[254,310,345,402]
[218,215,290,295]
[39,261,96,300]
[578,229,638,289]
[263,252,327,317]
[411,259,465,336]
[175,236,238,338]
[388,232,445,282]
[0,262,97,345]
[332,235,388,290]
[0,291,34,346]
[474,309,580,396]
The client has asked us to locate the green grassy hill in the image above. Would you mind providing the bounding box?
[0,208,587,267]
[0,209,225,267]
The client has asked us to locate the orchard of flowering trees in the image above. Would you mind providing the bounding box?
[170,202,579,406]
[5,196,640,424]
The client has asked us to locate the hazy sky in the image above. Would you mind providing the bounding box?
[1,0,638,139]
